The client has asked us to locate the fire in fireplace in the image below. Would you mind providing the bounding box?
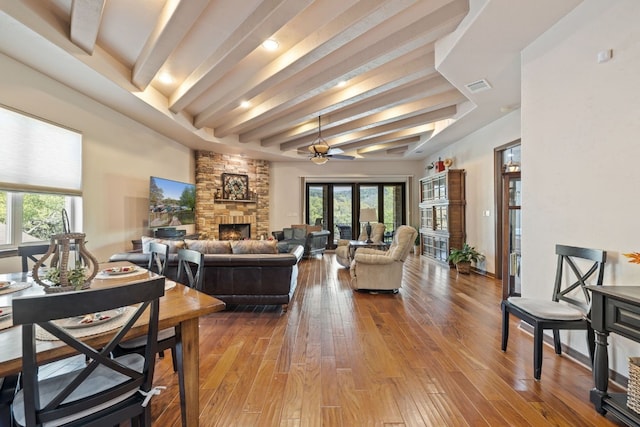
[219,223,250,240]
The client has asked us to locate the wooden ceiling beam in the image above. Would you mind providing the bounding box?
[242,52,436,143]
[132,0,210,90]
[70,0,105,54]
[169,0,314,112]
[210,3,466,136]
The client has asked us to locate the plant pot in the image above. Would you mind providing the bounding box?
[455,261,471,274]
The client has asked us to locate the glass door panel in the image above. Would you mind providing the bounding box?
[333,185,353,243]
[307,185,327,228]
[359,185,378,237]
[383,185,403,242]
[502,173,521,298]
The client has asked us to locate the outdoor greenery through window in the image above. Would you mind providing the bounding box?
[0,191,81,247]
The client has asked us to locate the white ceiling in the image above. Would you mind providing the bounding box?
[0,0,582,163]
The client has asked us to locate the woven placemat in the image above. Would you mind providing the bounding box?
[0,316,13,331]
[0,281,32,296]
[95,268,146,280]
[35,306,136,341]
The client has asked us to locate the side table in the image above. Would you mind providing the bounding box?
[348,241,389,260]
[587,285,640,426]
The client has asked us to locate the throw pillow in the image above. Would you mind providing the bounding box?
[141,236,185,253]
[283,228,294,240]
[185,239,231,254]
[230,240,278,254]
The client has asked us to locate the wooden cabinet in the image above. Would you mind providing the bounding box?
[419,169,465,264]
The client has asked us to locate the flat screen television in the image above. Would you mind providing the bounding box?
[148,176,196,228]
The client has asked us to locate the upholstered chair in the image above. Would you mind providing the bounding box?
[349,225,417,292]
[335,223,386,268]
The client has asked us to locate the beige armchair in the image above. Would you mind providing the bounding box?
[335,222,386,268]
[349,225,417,292]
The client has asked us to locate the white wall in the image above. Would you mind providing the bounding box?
[270,160,424,233]
[522,0,640,374]
[0,53,195,271]
[419,110,521,275]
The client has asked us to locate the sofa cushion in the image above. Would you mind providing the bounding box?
[141,236,185,253]
[230,240,278,254]
[185,239,231,254]
[292,228,307,240]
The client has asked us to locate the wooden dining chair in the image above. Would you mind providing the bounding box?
[115,241,174,363]
[147,241,169,275]
[17,243,51,273]
[176,248,205,291]
[11,277,165,426]
[501,244,607,380]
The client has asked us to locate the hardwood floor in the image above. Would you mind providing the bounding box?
[149,252,626,426]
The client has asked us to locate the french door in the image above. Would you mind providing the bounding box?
[495,141,521,300]
[306,182,406,248]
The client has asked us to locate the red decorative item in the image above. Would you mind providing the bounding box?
[435,158,445,172]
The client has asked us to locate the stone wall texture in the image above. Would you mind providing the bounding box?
[195,151,269,240]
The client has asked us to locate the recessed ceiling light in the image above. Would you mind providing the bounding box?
[262,39,279,51]
[157,72,173,84]
[240,100,250,108]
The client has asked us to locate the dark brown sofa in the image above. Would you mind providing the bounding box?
[108,238,303,309]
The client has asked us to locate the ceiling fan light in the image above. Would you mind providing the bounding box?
[313,144,329,154]
[311,156,328,165]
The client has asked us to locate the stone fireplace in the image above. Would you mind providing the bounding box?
[219,223,250,240]
[195,152,269,240]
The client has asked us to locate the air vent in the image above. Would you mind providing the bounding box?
[465,79,492,93]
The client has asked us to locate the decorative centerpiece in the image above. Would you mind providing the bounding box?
[31,210,99,293]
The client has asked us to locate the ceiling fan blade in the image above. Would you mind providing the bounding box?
[327,154,355,160]
[326,147,344,155]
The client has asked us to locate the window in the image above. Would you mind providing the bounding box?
[0,105,83,250]
[0,191,82,247]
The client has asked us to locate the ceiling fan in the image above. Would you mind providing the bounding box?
[307,116,355,164]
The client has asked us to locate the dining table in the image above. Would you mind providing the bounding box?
[0,261,226,427]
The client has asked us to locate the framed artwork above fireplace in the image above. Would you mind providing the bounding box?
[221,173,249,200]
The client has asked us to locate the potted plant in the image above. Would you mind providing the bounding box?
[447,243,484,274]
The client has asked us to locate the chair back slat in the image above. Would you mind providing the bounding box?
[176,248,204,290]
[553,244,607,314]
[17,244,51,273]
[12,277,164,426]
[148,241,169,275]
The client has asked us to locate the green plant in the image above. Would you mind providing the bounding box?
[44,266,87,290]
[412,226,420,246]
[447,243,485,265]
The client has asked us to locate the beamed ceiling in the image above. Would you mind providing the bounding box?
[0,0,582,162]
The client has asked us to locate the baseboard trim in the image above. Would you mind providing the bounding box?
[471,266,494,278]
[518,321,627,388]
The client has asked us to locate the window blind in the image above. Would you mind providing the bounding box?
[0,105,82,195]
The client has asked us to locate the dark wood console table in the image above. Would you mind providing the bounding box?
[348,241,389,260]
[587,285,640,425]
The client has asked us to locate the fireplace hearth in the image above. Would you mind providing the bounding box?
[219,223,250,240]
